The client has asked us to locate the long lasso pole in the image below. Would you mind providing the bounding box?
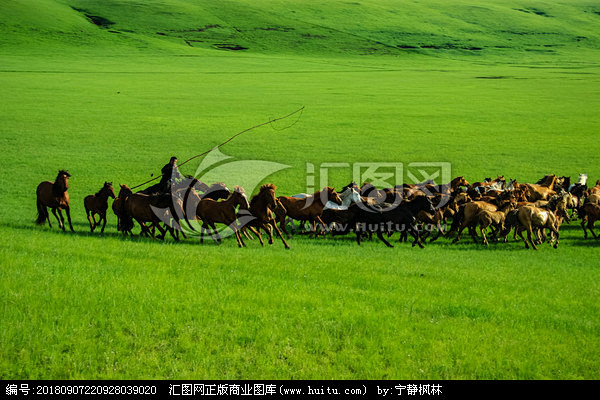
[130,106,305,189]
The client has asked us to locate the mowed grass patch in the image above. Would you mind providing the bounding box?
[1,223,599,379]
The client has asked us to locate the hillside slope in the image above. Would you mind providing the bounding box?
[1,0,599,60]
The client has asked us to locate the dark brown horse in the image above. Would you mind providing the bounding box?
[35,170,74,231]
[196,186,250,247]
[276,186,342,236]
[113,185,134,235]
[239,184,290,249]
[579,203,600,239]
[84,182,115,233]
[118,185,178,240]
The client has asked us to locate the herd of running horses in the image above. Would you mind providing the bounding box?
[35,170,600,250]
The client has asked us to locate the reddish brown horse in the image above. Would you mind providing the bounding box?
[239,184,290,249]
[84,182,115,233]
[196,186,250,247]
[35,170,74,231]
[276,186,342,236]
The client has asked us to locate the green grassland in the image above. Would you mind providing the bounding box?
[1,0,599,379]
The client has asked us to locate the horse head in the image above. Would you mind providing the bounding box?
[258,183,278,210]
[104,182,116,199]
[56,169,71,186]
[118,184,133,198]
[324,186,342,205]
[233,186,249,210]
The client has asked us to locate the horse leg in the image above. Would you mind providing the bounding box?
[207,223,221,244]
[409,226,425,249]
[376,230,394,248]
[581,217,588,239]
[86,209,94,232]
[526,226,537,250]
[270,221,290,249]
[65,206,74,232]
[45,206,52,228]
[587,220,597,239]
[480,225,489,246]
[50,208,62,230]
[250,226,265,246]
[57,209,67,231]
[452,222,467,243]
[100,212,108,234]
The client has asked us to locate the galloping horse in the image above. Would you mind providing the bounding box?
[239,184,290,249]
[507,205,561,250]
[113,184,134,235]
[35,170,74,231]
[276,187,342,236]
[196,186,250,247]
[587,180,600,196]
[523,174,557,202]
[118,185,178,240]
[84,181,115,233]
[579,203,600,239]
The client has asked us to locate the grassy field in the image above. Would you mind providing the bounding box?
[1,0,600,379]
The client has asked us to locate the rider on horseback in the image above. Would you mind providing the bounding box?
[159,156,182,193]
[143,156,183,195]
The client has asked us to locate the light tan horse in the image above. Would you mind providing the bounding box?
[35,170,74,231]
[512,205,561,250]
[523,174,557,202]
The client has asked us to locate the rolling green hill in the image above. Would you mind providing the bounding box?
[1,0,600,60]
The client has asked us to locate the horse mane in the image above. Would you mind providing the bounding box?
[94,182,111,196]
[209,182,228,191]
[260,183,276,192]
[52,170,70,196]
[250,184,275,207]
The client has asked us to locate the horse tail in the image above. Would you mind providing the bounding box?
[35,197,48,225]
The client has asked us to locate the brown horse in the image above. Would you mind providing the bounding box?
[196,186,250,247]
[113,185,134,235]
[579,203,600,239]
[451,200,502,243]
[84,182,116,233]
[276,186,342,236]
[118,185,178,240]
[523,175,557,202]
[476,201,516,245]
[239,184,290,249]
[586,180,600,196]
[35,170,74,231]
[423,176,470,196]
